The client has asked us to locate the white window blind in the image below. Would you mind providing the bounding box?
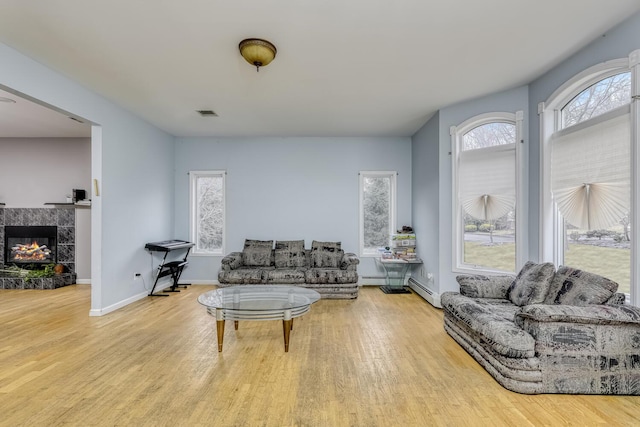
[458,144,516,221]
[550,106,630,230]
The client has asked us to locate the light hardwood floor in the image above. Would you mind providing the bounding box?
[1,285,639,427]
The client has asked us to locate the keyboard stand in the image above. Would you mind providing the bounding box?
[148,247,192,297]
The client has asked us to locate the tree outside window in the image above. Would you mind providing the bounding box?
[190,171,225,255]
[360,172,396,256]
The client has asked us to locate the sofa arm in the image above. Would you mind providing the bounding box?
[220,252,244,271]
[340,253,360,271]
[456,274,515,299]
[517,304,640,326]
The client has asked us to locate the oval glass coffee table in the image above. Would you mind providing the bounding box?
[198,285,321,352]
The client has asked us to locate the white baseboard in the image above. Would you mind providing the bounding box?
[89,289,150,317]
[88,280,218,317]
[408,278,441,308]
[76,279,91,285]
[359,277,386,286]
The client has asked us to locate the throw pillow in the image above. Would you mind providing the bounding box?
[274,240,307,268]
[543,266,618,306]
[242,239,273,267]
[310,240,342,268]
[456,275,515,299]
[507,261,556,306]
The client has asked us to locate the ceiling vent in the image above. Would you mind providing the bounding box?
[197,110,218,117]
[68,117,84,123]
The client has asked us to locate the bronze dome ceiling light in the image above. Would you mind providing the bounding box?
[239,38,277,72]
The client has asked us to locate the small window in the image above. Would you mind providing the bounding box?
[561,72,631,128]
[463,122,516,150]
[359,171,396,256]
[190,171,225,255]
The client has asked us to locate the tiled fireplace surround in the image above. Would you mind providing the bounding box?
[0,207,76,289]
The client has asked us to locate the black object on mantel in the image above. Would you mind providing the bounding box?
[144,240,195,297]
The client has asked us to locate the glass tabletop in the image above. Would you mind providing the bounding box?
[197,285,321,311]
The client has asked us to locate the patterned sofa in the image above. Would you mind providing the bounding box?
[441,262,640,394]
[218,239,360,299]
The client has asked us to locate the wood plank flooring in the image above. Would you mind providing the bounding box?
[1,285,639,426]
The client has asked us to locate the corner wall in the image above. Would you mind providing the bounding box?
[0,42,175,314]
[411,112,440,294]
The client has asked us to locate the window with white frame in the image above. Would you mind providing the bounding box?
[451,112,524,273]
[541,65,633,295]
[359,171,396,256]
[190,171,225,255]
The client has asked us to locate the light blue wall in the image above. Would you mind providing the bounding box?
[0,42,175,312]
[412,86,529,295]
[528,11,640,259]
[173,137,412,282]
[411,112,440,286]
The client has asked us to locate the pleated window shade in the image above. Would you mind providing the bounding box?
[458,144,516,221]
[550,106,630,230]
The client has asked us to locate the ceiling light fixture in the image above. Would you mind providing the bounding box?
[239,38,277,72]
[0,97,16,103]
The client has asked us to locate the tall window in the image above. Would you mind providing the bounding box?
[544,70,632,294]
[359,171,396,256]
[190,171,225,255]
[452,112,523,273]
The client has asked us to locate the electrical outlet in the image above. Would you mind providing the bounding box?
[133,273,141,280]
[420,267,426,278]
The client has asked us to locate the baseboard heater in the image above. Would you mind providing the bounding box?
[408,278,441,308]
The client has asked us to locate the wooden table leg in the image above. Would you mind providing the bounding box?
[282,309,292,352]
[234,320,239,330]
[216,308,225,352]
[282,319,292,352]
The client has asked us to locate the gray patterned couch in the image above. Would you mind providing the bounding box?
[218,239,360,299]
[441,262,640,394]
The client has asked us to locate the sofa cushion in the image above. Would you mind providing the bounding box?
[544,266,618,306]
[507,261,555,306]
[441,292,535,358]
[472,298,522,322]
[305,268,358,284]
[274,240,307,268]
[242,239,273,267]
[457,274,515,299]
[310,241,343,268]
[217,268,264,284]
[264,269,306,284]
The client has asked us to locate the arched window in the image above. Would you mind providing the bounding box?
[540,57,636,299]
[451,112,524,273]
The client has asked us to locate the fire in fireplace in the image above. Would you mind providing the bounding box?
[4,226,57,266]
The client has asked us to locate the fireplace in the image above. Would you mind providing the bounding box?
[4,225,57,266]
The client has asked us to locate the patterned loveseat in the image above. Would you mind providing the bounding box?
[218,239,360,299]
[441,262,640,394]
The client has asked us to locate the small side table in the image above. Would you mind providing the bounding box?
[378,258,423,294]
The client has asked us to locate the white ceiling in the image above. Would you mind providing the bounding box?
[1,1,639,138]
[0,87,90,138]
